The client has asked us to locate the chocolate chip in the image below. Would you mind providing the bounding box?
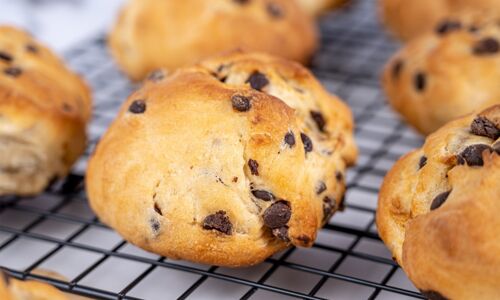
[430,190,451,210]
[300,133,313,153]
[62,103,72,112]
[0,51,13,62]
[4,67,22,77]
[248,159,259,176]
[310,110,326,132]
[263,201,291,228]
[392,59,404,79]
[420,290,449,300]
[419,156,427,169]
[233,0,250,4]
[316,181,327,195]
[154,202,163,216]
[25,44,38,53]
[473,37,500,55]
[147,69,166,82]
[469,25,479,33]
[470,116,500,139]
[297,235,311,244]
[252,190,275,201]
[335,171,343,182]
[457,144,492,166]
[232,176,238,183]
[246,71,269,91]
[129,100,146,114]
[203,211,232,235]
[267,3,284,18]
[272,226,290,242]
[323,196,336,219]
[414,72,426,92]
[150,217,160,233]
[493,141,500,154]
[435,20,462,35]
[284,131,295,147]
[231,94,252,112]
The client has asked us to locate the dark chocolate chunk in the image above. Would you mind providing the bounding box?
[231,94,252,112]
[147,69,166,82]
[420,290,449,300]
[272,226,290,242]
[232,176,238,183]
[154,202,163,216]
[4,67,22,77]
[267,3,284,18]
[246,71,269,91]
[248,159,259,176]
[129,99,146,114]
[435,20,462,35]
[414,72,426,92]
[300,133,313,153]
[470,116,500,139]
[323,196,336,219]
[150,217,160,233]
[419,156,427,169]
[284,131,296,147]
[392,59,404,79]
[252,190,275,201]
[430,190,451,210]
[26,44,38,53]
[263,201,291,228]
[203,211,232,235]
[457,144,492,166]
[473,37,500,55]
[310,110,326,132]
[0,51,13,62]
[335,171,343,182]
[316,181,327,195]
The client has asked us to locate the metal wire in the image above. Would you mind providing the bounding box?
[0,1,427,299]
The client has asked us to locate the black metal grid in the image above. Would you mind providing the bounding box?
[0,1,427,299]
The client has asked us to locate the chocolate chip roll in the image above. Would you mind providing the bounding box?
[0,26,91,196]
[295,0,350,17]
[86,51,357,267]
[382,21,500,135]
[108,0,318,81]
[379,0,500,41]
[377,105,500,300]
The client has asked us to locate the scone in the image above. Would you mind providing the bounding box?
[1,270,68,300]
[295,0,349,17]
[377,105,500,299]
[0,26,92,196]
[379,0,500,41]
[86,51,357,267]
[382,21,500,135]
[108,0,318,81]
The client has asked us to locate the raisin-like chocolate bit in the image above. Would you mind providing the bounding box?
[252,190,275,201]
[493,141,500,154]
[315,181,327,195]
[263,201,291,228]
[335,171,343,182]
[310,110,326,132]
[392,59,404,79]
[470,116,500,139]
[248,159,259,176]
[150,217,160,233]
[246,71,269,91]
[154,202,163,216]
[419,156,427,169]
[284,131,295,147]
[147,69,166,82]
[26,44,38,53]
[473,37,500,55]
[435,20,462,35]
[4,67,22,77]
[272,226,290,242]
[457,144,492,166]
[300,133,313,153]
[267,3,284,18]
[203,211,232,235]
[0,51,13,62]
[323,196,336,219]
[129,99,146,114]
[430,190,451,210]
[420,290,449,300]
[414,72,426,92]
[231,94,252,112]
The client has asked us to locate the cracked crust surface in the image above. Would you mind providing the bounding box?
[377,105,500,299]
[0,26,91,196]
[379,0,500,41]
[108,0,318,81]
[86,51,357,267]
[382,21,500,135]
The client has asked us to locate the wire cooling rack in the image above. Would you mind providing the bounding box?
[0,1,427,299]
